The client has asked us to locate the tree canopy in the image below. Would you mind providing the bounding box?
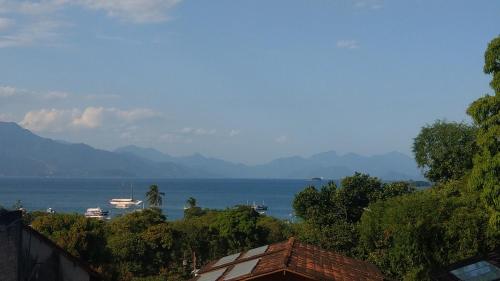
[413,120,476,183]
[467,35,500,231]
[146,185,165,208]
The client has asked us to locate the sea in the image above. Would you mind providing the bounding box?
[0,178,329,220]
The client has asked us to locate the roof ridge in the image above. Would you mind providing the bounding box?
[282,237,295,268]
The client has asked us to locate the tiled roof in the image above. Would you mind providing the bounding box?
[192,238,385,281]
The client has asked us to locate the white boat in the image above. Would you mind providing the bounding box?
[109,198,143,209]
[252,201,268,214]
[110,185,143,209]
[84,207,109,219]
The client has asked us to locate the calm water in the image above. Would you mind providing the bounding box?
[0,178,326,220]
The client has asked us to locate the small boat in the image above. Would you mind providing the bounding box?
[252,202,268,214]
[311,177,324,181]
[110,185,143,209]
[46,208,56,214]
[109,198,143,209]
[85,207,109,220]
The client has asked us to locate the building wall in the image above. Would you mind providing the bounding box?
[0,216,21,281]
[20,227,93,281]
[0,211,100,281]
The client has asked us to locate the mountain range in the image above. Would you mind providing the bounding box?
[0,122,424,180]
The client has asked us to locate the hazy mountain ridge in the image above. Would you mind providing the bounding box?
[115,146,424,180]
[0,122,424,180]
[0,122,203,178]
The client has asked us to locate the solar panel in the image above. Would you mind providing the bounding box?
[213,253,241,267]
[223,258,260,280]
[450,261,500,281]
[240,245,268,259]
[197,268,227,281]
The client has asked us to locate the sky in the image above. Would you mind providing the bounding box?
[0,0,498,164]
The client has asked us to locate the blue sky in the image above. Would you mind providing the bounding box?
[0,0,498,164]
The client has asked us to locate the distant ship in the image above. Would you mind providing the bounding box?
[84,207,109,220]
[109,185,143,209]
[109,198,143,209]
[311,177,324,181]
[252,201,268,214]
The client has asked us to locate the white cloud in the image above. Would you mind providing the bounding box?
[336,39,359,49]
[20,106,162,132]
[0,0,182,48]
[0,17,12,30]
[0,85,18,97]
[72,107,104,128]
[78,0,182,23]
[0,112,14,122]
[44,91,69,99]
[159,133,182,143]
[229,129,240,137]
[275,135,288,144]
[0,85,69,101]
[112,108,161,122]
[84,94,121,100]
[0,19,62,48]
[180,127,216,136]
[21,108,78,132]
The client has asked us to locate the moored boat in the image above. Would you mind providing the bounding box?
[84,207,109,220]
[110,185,143,209]
[252,201,268,214]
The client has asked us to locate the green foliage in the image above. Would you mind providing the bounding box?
[186,197,197,208]
[413,120,477,183]
[337,173,383,222]
[256,216,291,244]
[213,206,266,251]
[484,36,500,94]
[292,173,414,254]
[146,185,165,208]
[106,209,170,277]
[357,184,496,281]
[375,181,416,201]
[467,35,500,231]
[31,213,109,267]
[183,206,206,219]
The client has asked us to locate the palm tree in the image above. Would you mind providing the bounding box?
[146,185,165,208]
[186,197,197,209]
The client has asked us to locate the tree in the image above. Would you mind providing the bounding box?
[107,209,169,279]
[12,199,23,210]
[336,173,383,222]
[31,213,109,268]
[413,120,476,183]
[467,36,500,231]
[357,185,495,281]
[213,206,265,251]
[186,197,197,208]
[292,174,387,254]
[376,181,416,201]
[146,185,165,208]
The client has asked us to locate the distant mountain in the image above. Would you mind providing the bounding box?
[115,146,424,180]
[0,122,201,178]
[250,150,423,180]
[0,122,424,180]
[115,145,175,163]
[115,146,249,177]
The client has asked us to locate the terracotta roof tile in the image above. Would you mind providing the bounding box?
[192,238,385,281]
